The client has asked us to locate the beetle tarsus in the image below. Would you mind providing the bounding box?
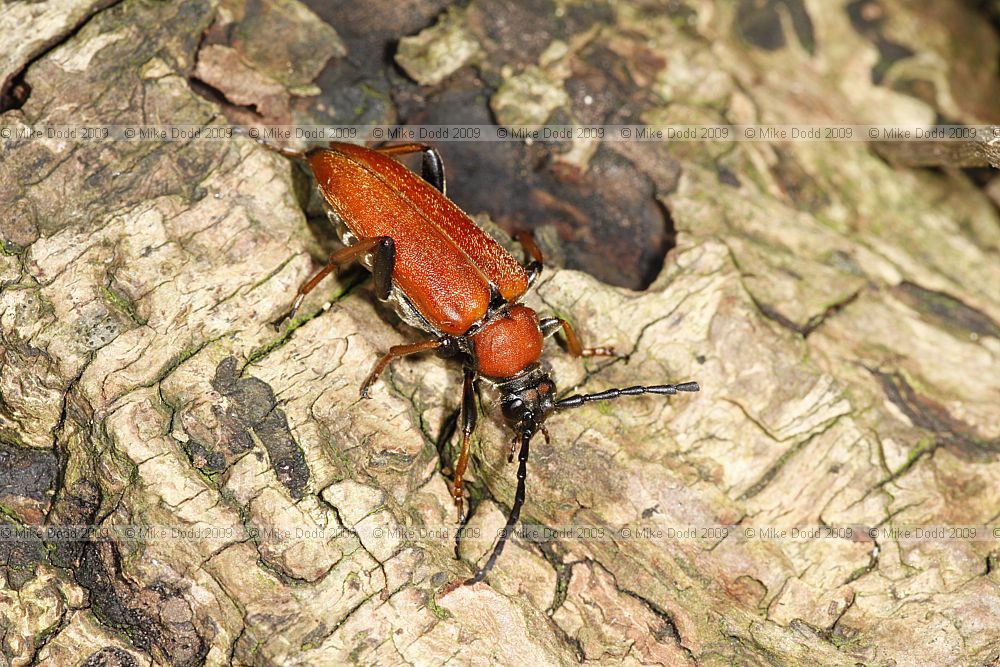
[515,231,544,286]
[360,339,446,399]
[450,471,466,523]
[539,317,621,360]
[271,294,304,330]
[581,346,619,358]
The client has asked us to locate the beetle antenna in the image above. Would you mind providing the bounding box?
[554,381,700,410]
[465,429,532,585]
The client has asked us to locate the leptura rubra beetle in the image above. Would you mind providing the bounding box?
[266,141,699,585]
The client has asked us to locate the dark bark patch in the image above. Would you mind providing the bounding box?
[565,41,646,124]
[466,0,561,68]
[210,357,310,498]
[0,516,47,590]
[770,148,831,212]
[47,479,101,570]
[892,281,1000,341]
[717,166,742,188]
[302,0,450,125]
[846,0,916,84]
[183,440,228,475]
[875,370,1000,461]
[0,440,58,504]
[76,541,208,667]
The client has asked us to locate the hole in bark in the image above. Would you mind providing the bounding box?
[0,73,31,112]
[647,199,678,287]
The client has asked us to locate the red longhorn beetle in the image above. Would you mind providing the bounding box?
[266,141,699,585]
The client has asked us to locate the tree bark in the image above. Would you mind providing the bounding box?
[2,1,999,666]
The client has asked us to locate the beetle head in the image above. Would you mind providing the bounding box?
[498,367,555,440]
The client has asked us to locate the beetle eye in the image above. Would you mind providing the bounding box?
[501,399,524,421]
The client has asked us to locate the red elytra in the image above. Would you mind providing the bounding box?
[306,144,528,335]
[266,140,699,586]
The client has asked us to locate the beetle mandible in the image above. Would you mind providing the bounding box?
[265,141,699,585]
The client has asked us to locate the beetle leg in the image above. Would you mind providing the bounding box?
[374,143,446,195]
[539,317,620,358]
[273,236,394,328]
[359,338,444,398]
[452,368,477,523]
[514,231,544,287]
